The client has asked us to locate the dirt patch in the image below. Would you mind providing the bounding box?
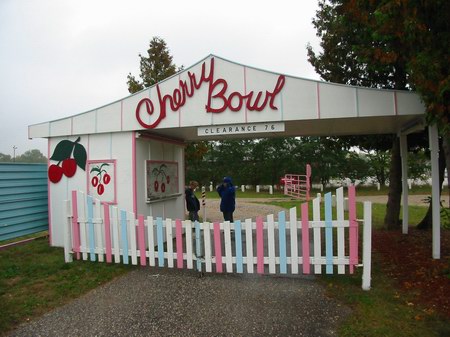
[373,228,450,318]
[201,199,286,223]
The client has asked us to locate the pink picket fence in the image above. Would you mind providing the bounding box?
[63,186,372,290]
[283,164,311,200]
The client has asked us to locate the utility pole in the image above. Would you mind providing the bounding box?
[13,145,17,162]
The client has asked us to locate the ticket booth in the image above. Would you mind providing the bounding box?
[29,54,428,250]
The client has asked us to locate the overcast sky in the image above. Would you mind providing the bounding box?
[0,0,321,157]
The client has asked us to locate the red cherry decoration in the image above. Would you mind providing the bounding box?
[92,176,99,187]
[154,180,159,192]
[48,164,63,183]
[97,183,105,195]
[103,173,111,185]
[62,158,77,177]
[161,182,166,193]
[166,176,170,184]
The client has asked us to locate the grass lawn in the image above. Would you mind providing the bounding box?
[319,263,450,337]
[262,199,449,230]
[197,184,448,199]
[262,199,450,336]
[0,237,133,335]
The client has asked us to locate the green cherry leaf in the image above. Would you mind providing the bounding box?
[90,167,101,173]
[50,140,74,161]
[73,143,87,170]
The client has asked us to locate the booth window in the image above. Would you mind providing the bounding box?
[146,160,179,202]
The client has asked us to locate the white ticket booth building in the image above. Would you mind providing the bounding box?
[29,55,440,258]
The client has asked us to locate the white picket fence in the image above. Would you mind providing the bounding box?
[63,186,372,290]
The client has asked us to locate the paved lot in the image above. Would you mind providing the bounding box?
[9,267,350,337]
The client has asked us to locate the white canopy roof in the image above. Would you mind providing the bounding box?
[29,54,425,141]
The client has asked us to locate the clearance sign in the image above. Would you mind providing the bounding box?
[198,122,285,136]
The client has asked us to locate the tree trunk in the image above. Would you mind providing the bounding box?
[442,133,450,208]
[384,138,402,229]
[417,140,446,229]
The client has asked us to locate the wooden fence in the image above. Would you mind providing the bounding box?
[63,186,372,290]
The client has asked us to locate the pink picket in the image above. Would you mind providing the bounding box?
[214,222,223,273]
[256,216,264,274]
[176,219,183,269]
[301,203,310,274]
[138,215,146,266]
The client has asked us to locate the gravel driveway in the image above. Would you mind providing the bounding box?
[9,268,350,337]
[201,199,286,223]
[9,197,352,337]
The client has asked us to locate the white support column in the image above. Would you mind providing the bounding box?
[362,201,372,291]
[399,134,409,234]
[429,124,440,259]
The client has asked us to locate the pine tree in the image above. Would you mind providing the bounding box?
[127,37,178,94]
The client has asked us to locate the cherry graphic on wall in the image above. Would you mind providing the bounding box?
[151,164,170,194]
[90,163,111,196]
[48,137,87,183]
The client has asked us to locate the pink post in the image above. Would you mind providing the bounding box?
[138,215,146,266]
[213,222,223,273]
[256,216,264,274]
[301,203,310,274]
[71,191,80,260]
[103,203,112,263]
[348,185,358,274]
[176,219,183,269]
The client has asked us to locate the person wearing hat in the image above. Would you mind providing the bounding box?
[185,180,200,221]
[217,176,236,222]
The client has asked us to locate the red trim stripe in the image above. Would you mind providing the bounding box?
[132,132,137,215]
[316,83,321,119]
[120,101,123,131]
[244,66,248,123]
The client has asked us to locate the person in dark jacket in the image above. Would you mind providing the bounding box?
[217,176,236,222]
[185,181,200,221]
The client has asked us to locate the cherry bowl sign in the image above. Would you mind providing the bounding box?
[135,57,285,130]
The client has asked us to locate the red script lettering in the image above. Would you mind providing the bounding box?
[135,58,285,129]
